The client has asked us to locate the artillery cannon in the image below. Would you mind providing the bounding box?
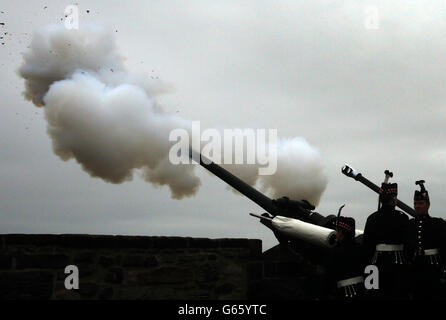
[341,164,415,217]
[188,149,363,248]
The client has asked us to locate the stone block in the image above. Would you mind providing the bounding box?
[0,271,53,300]
[58,235,151,249]
[277,262,300,277]
[79,282,99,298]
[219,238,250,248]
[264,262,277,278]
[98,287,114,300]
[0,255,12,269]
[104,267,124,284]
[73,251,95,264]
[248,239,262,257]
[98,256,116,267]
[16,254,69,269]
[145,255,158,268]
[3,234,59,246]
[152,237,189,249]
[189,238,218,249]
[247,262,263,281]
[137,267,192,285]
[196,263,219,283]
[122,255,145,268]
[215,282,235,295]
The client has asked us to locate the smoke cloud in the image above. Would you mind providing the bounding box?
[222,137,327,206]
[18,24,328,205]
[259,138,327,205]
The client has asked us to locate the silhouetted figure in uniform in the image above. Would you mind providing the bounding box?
[362,182,409,299]
[405,180,446,299]
[328,216,365,299]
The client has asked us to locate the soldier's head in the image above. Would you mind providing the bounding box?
[414,181,430,216]
[336,216,355,243]
[379,182,398,209]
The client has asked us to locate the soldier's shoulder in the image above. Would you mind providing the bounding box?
[366,211,379,221]
[431,217,446,224]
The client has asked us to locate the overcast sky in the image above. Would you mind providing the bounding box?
[1,0,445,251]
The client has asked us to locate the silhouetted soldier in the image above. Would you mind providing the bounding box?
[405,180,446,299]
[362,181,409,299]
[328,215,365,299]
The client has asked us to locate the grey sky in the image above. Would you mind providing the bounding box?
[1,0,445,251]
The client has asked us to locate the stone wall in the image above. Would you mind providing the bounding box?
[0,234,262,300]
[248,242,329,300]
[0,234,327,300]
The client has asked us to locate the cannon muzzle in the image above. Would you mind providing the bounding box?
[341,164,362,180]
[415,180,426,193]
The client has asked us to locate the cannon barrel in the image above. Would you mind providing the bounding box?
[341,164,415,217]
[189,148,280,216]
[188,149,336,227]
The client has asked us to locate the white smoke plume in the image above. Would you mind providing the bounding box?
[259,138,327,205]
[221,137,327,206]
[18,23,328,205]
